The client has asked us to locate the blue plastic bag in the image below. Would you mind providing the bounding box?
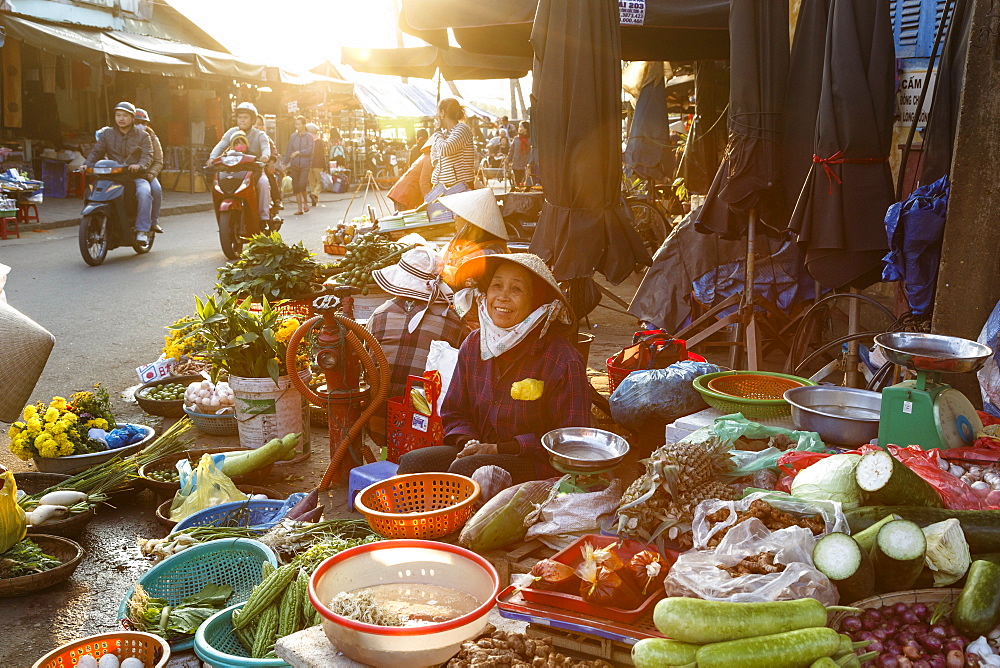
[105,424,146,449]
[609,360,722,430]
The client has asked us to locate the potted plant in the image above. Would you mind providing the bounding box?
[188,292,310,450]
[215,232,322,303]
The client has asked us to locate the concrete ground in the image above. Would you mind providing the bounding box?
[0,190,640,667]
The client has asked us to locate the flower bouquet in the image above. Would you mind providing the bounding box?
[7,386,116,460]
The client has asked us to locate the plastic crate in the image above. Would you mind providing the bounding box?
[385,375,444,463]
[117,539,277,652]
[41,159,67,198]
[172,498,291,534]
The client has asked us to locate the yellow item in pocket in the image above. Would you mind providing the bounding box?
[511,378,544,401]
[0,471,27,553]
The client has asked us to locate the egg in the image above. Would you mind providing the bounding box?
[77,656,99,668]
[98,654,120,668]
[120,658,144,668]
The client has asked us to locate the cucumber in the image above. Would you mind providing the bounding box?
[653,597,855,644]
[631,638,700,668]
[871,520,926,593]
[812,533,874,604]
[854,450,943,507]
[695,627,842,668]
[851,513,900,553]
[954,559,1000,636]
[846,506,1000,553]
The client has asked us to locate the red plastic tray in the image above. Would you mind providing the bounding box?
[520,534,677,624]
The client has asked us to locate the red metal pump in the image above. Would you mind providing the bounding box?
[286,293,389,490]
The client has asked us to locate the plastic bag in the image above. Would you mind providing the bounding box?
[663,519,838,604]
[978,298,1000,417]
[320,171,334,192]
[0,471,27,553]
[710,414,826,476]
[280,175,293,195]
[471,465,512,506]
[609,360,721,430]
[525,478,624,551]
[691,491,848,550]
[424,340,460,414]
[105,424,146,449]
[890,445,988,510]
[169,454,247,521]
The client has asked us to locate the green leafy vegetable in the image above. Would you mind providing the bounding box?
[127,582,234,638]
[0,539,60,578]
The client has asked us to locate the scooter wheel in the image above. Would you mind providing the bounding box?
[79,211,109,266]
[218,209,244,260]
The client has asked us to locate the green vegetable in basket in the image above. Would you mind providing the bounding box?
[0,538,61,578]
[126,583,233,639]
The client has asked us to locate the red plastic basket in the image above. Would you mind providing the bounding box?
[520,534,678,624]
[607,346,706,392]
[386,374,444,463]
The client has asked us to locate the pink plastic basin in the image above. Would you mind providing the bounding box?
[309,539,500,667]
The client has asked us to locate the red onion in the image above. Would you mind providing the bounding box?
[965,653,983,668]
[912,603,930,621]
[918,634,943,653]
[902,611,920,625]
[868,640,885,653]
[884,620,901,634]
[898,657,914,668]
[873,628,889,640]
[859,631,876,642]
[927,656,946,668]
[893,602,910,616]
[943,642,963,654]
[842,616,863,633]
[898,633,916,645]
[902,641,923,660]
[929,625,948,638]
[878,655,900,668]
[944,651,964,668]
[912,660,931,668]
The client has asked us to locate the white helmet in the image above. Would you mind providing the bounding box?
[234,102,258,122]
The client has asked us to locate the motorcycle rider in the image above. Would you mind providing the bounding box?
[206,102,272,227]
[133,108,164,234]
[84,101,154,243]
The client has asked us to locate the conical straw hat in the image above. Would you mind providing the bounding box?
[437,188,508,240]
[0,301,55,423]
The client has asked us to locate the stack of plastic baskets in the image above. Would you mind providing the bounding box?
[116,539,278,652]
[195,602,291,668]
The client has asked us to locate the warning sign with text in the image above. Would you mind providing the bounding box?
[896,69,936,128]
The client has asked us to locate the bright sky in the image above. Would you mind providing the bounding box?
[166,0,521,111]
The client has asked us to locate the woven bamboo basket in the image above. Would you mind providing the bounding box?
[0,535,85,598]
[15,472,96,538]
[828,588,962,630]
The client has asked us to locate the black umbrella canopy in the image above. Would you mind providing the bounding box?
[787,0,895,289]
[679,60,730,195]
[624,62,676,184]
[398,0,730,61]
[340,45,532,81]
[782,0,832,209]
[527,0,650,284]
[695,0,789,239]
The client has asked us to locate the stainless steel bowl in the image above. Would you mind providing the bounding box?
[783,386,882,446]
[541,427,630,472]
[874,332,993,374]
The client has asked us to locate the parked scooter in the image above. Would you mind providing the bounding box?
[78,159,154,266]
[210,150,282,260]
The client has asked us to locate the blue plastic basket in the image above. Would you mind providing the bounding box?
[194,602,291,668]
[172,498,289,534]
[117,538,277,652]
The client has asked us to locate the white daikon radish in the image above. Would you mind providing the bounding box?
[38,490,88,507]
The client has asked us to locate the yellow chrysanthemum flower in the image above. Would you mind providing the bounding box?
[89,418,108,430]
[23,405,37,419]
[62,412,79,424]
[9,439,32,460]
[43,406,60,423]
[37,439,59,458]
[50,396,67,411]
[27,417,42,432]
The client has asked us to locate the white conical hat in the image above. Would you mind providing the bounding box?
[437,188,508,240]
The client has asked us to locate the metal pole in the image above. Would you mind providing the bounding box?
[845,287,862,387]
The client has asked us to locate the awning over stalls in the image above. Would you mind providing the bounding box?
[351,82,494,119]
[341,45,532,80]
[106,30,266,81]
[263,68,355,95]
[0,13,194,77]
[398,0,730,60]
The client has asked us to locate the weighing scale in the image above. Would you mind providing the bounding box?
[874,332,993,450]
[542,428,630,494]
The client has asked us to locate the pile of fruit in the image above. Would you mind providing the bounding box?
[323,223,357,246]
[144,469,180,483]
[140,382,186,401]
[331,233,415,294]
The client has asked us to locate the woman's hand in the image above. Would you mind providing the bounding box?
[455,441,498,459]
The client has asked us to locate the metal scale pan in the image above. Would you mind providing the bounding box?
[874,332,992,374]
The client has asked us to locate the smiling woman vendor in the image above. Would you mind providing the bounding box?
[396,253,591,482]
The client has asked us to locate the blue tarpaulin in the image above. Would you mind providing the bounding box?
[881,175,949,316]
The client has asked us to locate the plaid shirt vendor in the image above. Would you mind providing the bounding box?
[367,246,466,447]
[397,253,591,483]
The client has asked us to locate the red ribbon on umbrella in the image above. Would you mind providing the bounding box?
[813,151,888,194]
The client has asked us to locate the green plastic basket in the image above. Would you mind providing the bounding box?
[117,538,278,652]
[195,603,291,667]
[693,371,817,419]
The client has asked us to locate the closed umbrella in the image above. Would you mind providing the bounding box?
[787,0,895,289]
[679,61,729,195]
[695,0,789,240]
[528,0,650,284]
[624,62,676,184]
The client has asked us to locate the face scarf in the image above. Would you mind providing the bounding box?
[477,293,568,361]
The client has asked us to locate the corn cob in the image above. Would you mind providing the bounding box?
[251,602,280,658]
[235,563,297,629]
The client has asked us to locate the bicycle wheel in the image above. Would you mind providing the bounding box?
[626,198,669,255]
